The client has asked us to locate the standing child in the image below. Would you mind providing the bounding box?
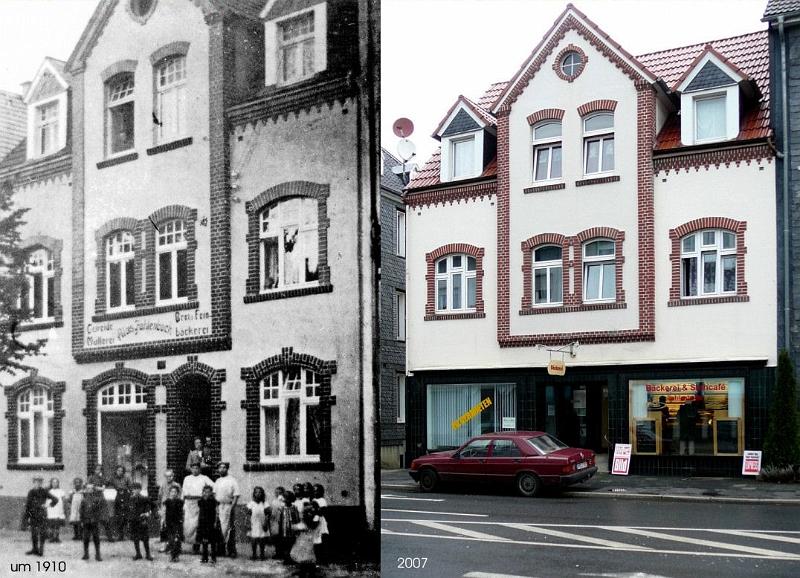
[277,490,300,563]
[196,485,218,563]
[67,478,84,541]
[163,486,184,562]
[311,484,329,564]
[79,484,104,561]
[269,487,285,558]
[46,478,65,542]
[290,501,319,577]
[246,486,269,560]
[128,482,153,561]
[23,477,57,556]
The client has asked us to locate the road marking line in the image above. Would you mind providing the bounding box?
[600,526,797,559]
[709,529,800,545]
[381,494,445,502]
[382,529,800,560]
[411,520,509,542]
[501,522,649,550]
[382,520,800,533]
[381,483,418,488]
[382,509,488,517]
[463,572,536,578]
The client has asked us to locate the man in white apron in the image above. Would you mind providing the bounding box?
[181,463,213,553]
[212,462,240,557]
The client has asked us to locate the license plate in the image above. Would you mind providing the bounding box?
[576,461,588,470]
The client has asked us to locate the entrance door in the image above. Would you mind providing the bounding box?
[169,375,212,481]
[543,383,607,451]
[100,412,148,490]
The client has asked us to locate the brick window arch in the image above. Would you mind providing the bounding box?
[521,233,568,312]
[244,181,332,303]
[553,44,588,82]
[4,373,65,470]
[240,347,337,471]
[425,243,485,321]
[668,217,748,306]
[19,235,64,331]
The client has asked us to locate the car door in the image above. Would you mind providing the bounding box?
[451,438,492,482]
[484,438,525,482]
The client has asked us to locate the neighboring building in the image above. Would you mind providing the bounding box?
[380,148,407,468]
[0,89,25,161]
[404,4,777,476]
[764,1,800,373]
[0,0,377,541]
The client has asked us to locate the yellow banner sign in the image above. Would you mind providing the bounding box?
[451,397,492,430]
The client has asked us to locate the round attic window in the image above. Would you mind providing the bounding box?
[561,52,582,78]
[128,0,156,23]
[553,45,587,82]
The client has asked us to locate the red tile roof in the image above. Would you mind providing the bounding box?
[406,146,498,191]
[477,81,509,110]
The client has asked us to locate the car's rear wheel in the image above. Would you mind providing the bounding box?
[516,472,541,497]
[418,468,439,492]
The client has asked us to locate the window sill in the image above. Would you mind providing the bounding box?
[17,320,64,333]
[575,174,620,187]
[146,137,193,156]
[243,461,334,472]
[91,300,199,322]
[8,463,64,471]
[524,182,566,194]
[97,152,138,169]
[520,302,626,315]
[244,283,333,304]
[424,312,486,321]
[668,295,749,307]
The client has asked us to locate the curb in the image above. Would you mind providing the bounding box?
[563,490,800,505]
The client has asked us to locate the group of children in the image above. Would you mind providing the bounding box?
[23,475,330,572]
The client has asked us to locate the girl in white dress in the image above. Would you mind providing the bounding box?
[246,486,269,560]
[67,477,84,540]
[312,484,330,563]
[46,478,65,542]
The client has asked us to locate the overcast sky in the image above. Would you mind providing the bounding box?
[382,0,771,165]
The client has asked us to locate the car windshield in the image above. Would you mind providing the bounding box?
[526,434,568,455]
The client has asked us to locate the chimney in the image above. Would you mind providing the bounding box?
[20,81,31,98]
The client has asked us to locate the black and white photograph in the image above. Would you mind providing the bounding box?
[0,0,379,576]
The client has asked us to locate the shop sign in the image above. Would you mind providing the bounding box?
[611,443,632,475]
[86,308,212,348]
[742,450,762,476]
[502,417,516,430]
[547,359,566,376]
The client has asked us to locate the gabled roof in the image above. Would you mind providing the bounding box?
[0,138,27,172]
[24,58,69,104]
[406,147,498,191]
[763,0,800,19]
[432,95,495,140]
[672,44,750,93]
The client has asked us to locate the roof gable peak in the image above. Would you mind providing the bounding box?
[673,44,749,93]
[432,95,492,140]
[24,58,69,104]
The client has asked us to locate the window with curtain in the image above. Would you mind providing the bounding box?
[681,229,736,297]
[533,245,563,305]
[260,368,321,462]
[259,197,319,292]
[435,254,476,312]
[106,231,135,310]
[583,112,614,174]
[155,55,187,143]
[156,219,188,303]
[694,95,726,141]
[583,239,615,301]
[532,121,562,181]
[18,386,54,463]
[107,74,135,155]
[25,248,55,320]
[451,136,475,179]
[278,11,316,85]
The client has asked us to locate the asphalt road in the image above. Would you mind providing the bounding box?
[380,478,800,578]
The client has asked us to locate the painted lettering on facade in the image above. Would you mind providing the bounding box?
[85,309,212,348]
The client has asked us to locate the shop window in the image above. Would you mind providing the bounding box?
[156,219,188,303]
[154,55,187,144]
[98,382,147,409]
[583,239,615,301]
[107,74,135,155]
[260,368,321,462]
[106,231,136,310]
[533,245,563,305]
[17,386,54,463]
[629,378,744,456]
[24,248,55,321]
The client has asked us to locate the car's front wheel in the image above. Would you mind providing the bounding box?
[516,472,541,497]
[418,468,439,492]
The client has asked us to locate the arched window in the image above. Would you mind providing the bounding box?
[435,254,477,312]
[583,239,615,301]
[106,231,135,310]
[583,112,614,175]
[107,73,135,155]
[98,382,147,410]
[259,197,319,291]
[561,51,582,78]
[260,368,321,461]
[681,229,736,297]
[18,386,54,462]
[156,219,188,302]
[532,121,562,182]
[26,248,55,320]
[533,245,563,305]
[155,55,187,143]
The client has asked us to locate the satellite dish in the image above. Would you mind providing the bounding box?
[393,117,414,138]
[397,138,416,162]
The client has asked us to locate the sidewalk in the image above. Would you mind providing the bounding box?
[381,468,800,505]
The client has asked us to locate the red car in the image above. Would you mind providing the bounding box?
[409,431,597,497]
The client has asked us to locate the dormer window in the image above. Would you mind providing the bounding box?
[34,101,59,157]
[452,136,475,180]
[694,94,726,142]
[279,12,315,84]
[107,74,135,155]
[264,3,328,87]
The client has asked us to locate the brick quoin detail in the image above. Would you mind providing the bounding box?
[577,99,618,117]
[527,108,565,126]
[240,347,337,469]
[425,243,486,321]
[668,217,749,306]
[405,181,496,209]
[4,374,66,469]
[521,233,568,311]
[653,144,774,175]
[553,44,588,82]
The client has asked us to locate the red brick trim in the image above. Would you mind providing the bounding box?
[653,144,774,174]
[577,99,618,117]
[4,374,66,467]
[552,44,588,82]
[575,175,620,187]
[100,59,138,83]
[668,217,748,303]
[572,228,626,306]
[520,302,627,316]
[425,243,485,320]
[500,329,654,347]
[527,108,565,126]
[405,180,496,209]
[524,182,566,194]
[149,41,190,65]
[521,233,568,310]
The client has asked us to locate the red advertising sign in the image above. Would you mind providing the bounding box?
[611,443,632,475]
[742,450,762,476]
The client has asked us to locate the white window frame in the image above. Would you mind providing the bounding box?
[259,198,320,292]
[583,112,614,175]
[396,210,406,258]
[451,135,476,180]
[96,382,146,465]
[25,248,55,321]
[155,55,188,144]
[107,74,135,157]
[397,374,406,424]
[34,100,59,157]
[693,93,727,144]
[532,245,563,306]
[264,4,327,87]
[680,229,737,298]
[155,219,188,304]
[435,254,477,313]
[532,121,562,182]
[561,52,582,77]
[17,386,54,464]
[259,368,321,463]
[395,291,406,341]
[583,239,616,302]
[106,231,135,311]
[277,10,316,85]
